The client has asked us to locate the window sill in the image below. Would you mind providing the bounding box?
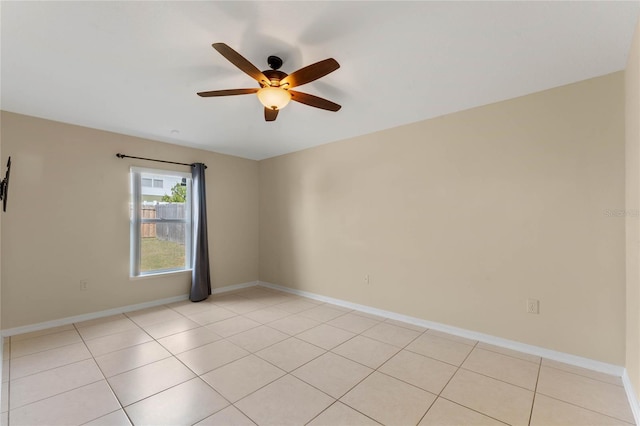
[130,269,192,281]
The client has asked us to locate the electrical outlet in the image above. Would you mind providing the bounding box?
[526,298,539,314]
[364,274,370,285]
[80,280,88,291]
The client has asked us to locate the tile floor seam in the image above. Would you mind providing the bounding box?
[457,366,538,393]
[8,339,85,361]
[328,318,383,335]
[7,326,73,342]
[355,325,426,350]
[526,354,543,425]
[533,388,636,424]
[112,372,198,409]
[205,322,264,339]
[87,334,157,358]
[185,313,241,328]
[402,346,469,369]
[72,322,131,425]
[9,376,105,412]
[382,319,426,333]
[94,348,173,379]
[121,376,233,421]
[298,325,359,351]
[320,342,413,422]
[414,394,438,426]
[414,338,479,424]
[542,363,625,387]
[202,362,287,405]
[299,367,373,402]
[475,346,541,365]
[77,408,125,426]
[253,340,328,372]
[80,325,147,343]
[436,343,478,399]
[303,400,383,426]
[435,397,511,425]
[327,336,402,371]
[176,342,254,377]
[229,401,260,426]
[531,393,636,425]
[4,288,636,426]
[374,369,440,398]
[7,352,94,381]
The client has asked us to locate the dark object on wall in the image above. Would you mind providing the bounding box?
[0,157,11,212]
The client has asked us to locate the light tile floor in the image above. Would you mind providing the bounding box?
[0,286,636,426]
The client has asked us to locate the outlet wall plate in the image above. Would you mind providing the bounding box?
[527,298,539,314]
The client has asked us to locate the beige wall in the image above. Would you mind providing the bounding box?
[0,112,259,329]
[260,72,626,365]
[626,18,640,401]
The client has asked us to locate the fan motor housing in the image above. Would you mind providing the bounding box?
[262,69,288,87]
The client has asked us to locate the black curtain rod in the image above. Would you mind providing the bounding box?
[116,153,207,169]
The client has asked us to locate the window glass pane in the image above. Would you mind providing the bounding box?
[132,168,192,277]
[139,222,186,272]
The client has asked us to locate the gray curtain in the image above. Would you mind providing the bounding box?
[190,163,211,302]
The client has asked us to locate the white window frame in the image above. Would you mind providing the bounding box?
[130,167,193,277]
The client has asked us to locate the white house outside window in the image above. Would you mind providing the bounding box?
[130,167,192,276]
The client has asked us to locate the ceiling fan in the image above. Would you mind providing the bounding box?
[197,43,341,122]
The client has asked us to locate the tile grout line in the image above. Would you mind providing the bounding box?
[214,296,388,425]
[312,317,426,425]
[92,308,235,425]
[541,363,626,388]
[527,355,543,425]
[204,292,343,425]
[8,292,362,424]
[414,338,479,425]
[4,288,634,426]
[415,339,522,425]
[72,321,134,426]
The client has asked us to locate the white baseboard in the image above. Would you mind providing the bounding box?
[1,294,188,337]
[258,281,625,377]
[623,370,640,425]
[212,280,258,294]
[260,280,639,420]
[3,278,635,422]
[1,281,259,337]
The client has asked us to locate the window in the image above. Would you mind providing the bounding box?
[130,167,192,276]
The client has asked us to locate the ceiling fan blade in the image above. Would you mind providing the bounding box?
[197,88,259,97]
[264,107,279,122]
[290,91,341,112]
[281,58,340,88]
[212,43,269,85]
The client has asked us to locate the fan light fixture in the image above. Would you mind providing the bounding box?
[197,44,341,122]
[257,86,291,110]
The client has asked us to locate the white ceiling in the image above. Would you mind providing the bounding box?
[1,1,639,160]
